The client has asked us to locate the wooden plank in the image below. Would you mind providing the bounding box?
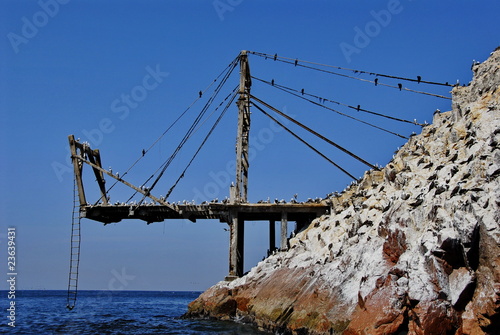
[68,135,87,206]
[280,211,288,250]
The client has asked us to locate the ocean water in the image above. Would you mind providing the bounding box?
[0,290,271,334]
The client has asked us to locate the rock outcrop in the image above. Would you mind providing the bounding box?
[184,48,500,334]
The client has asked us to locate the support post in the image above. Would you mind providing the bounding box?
[280,211,288,250]
[269,220,276,255]
[233,50,251,203]
[68,135,87,207]
[226,51,250,280]
[226,210,244,281]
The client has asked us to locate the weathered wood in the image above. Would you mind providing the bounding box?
[82,202,330,224]
[226,210,245,279]
[73,155,178,213]
[234,50,251,203]
[281,211,288,250]
[86,149,108,205]
[68,135,87,206]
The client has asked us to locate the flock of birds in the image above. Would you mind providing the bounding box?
[100,190,355,208]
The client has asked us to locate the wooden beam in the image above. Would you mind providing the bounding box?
[72,154,178,213]
[68,135,87,206]
[86,148,108,205]
[281,211,288,250]
[234,50,251,203]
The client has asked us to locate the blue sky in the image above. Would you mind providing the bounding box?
[0,0,499,292]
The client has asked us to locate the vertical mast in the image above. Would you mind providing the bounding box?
[233,50,251,203]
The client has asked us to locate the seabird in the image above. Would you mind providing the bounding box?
[271,79,275,86]
[409,194,424,207]
[374,78,378,86]
[273,53,277,61]
[142,149,146,156]
[417,75,421,83]
[398,83,403,91]
[294,59,298,66]
[199,91,203,98]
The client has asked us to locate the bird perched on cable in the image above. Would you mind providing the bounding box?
[199,91,203,98]
[374,78,378,86]
[417,75,422,83]
[398,83,403,91]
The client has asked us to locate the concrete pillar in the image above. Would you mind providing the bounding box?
[280,211,288,250]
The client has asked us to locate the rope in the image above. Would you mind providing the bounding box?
[251,95,378,170]
[129,56,240,204]
[248,51,452,100]
[253,79,408,139]
[100,55,240,204]
[249,51,453,87]
[252,76,424,126]
[165,88,238,199]
[252,102,357,180]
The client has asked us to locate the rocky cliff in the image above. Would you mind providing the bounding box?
[184,48,500,334]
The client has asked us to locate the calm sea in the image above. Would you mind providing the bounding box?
[0,290,270,334]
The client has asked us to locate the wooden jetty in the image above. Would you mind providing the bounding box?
[68,51,332,280]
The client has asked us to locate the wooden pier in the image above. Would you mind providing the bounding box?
[68,51,332,281]
[81,202,330,279]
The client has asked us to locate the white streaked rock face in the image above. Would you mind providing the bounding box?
[187,47,500,335]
